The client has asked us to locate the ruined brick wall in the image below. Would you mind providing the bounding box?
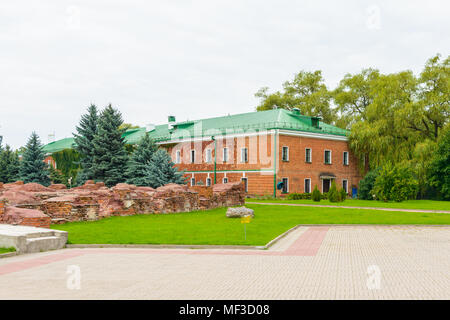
[0,181,245,227]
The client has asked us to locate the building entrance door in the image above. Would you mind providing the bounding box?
[322,179,331,193]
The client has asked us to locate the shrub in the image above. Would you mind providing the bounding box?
[372,162,419,202]
[321,192,328,200]
[328,181,341,202]
[286,193,311,200]
[358,168,380,200]
[339,188,347,202]
[312,185,321,202]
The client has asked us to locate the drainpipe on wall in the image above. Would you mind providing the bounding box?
[273,129,278,198]
[212,136,217,184]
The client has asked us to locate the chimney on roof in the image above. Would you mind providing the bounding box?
[168,115,176,129]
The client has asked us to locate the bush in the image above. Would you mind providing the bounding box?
[339,188,347,202]
[312,185,321,202]
[321,192,328,200]
[358,168,380,200]
[286,193,311,200]
[372,162,419,202]
[328,181,341,202]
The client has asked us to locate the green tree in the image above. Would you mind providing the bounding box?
[74,104,98,185]
[328,181,341,202]
[410,139,437,198]
[119,123,140,131]
[255,70,336,124]
[126,134,158,186]
[48,165,66,185]
[0,144,20,183]
[19,132,50,186]
[333,68,380,129]
[428,124,450,200]
[92,105,129,187]
[145,149,185,188]
[372,162,419,202]
[358,168,380,200]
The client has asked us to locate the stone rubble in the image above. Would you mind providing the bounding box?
[0,180,245,228]
[226,206,255,218]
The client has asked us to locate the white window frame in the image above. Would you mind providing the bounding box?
[305,148,312,163]
[282,146,289,161]
[282,177,289,193]
[343,151,349,166]
[223,147,229,162]
[206,177,212,187]
[324,149,332,164]
[190,150,195,163]
[241,177,248,192]
[205,149,212,163]
[223,177,228,184]
[175,150,181,164]
[240,148,248,163]
[190,177,195,186]
[304,178,311,193]
[342,179,348,193]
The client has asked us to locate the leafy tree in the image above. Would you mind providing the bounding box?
[119,123,140,131]
[372,162,419,202]
[410,139,437,198]
[333,68,380,129]
[339,187,347,202]
[0,144,20,183]
[92,105,129,187]
[255,70,336,124]
[145,149,185,188]
[428,124,450,200]
[312,185,321,202]
[358,168,380,200]
[19,132,50,186]
[125,134,158,186]
[74,104,98,185]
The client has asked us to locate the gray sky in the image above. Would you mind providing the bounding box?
[1,0,449,149]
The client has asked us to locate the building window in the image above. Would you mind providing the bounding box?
[241,177,248,192]
[304,178,311,193]
[241,148,248,163]
[282,178,289,193]
[175,150,181,164]
[305,148,312,163]
[206,149,212,163]
[206,177,211,186]
[324,150,332,164]
[223,147,229,162]
[343,151,349,166]
[282,146,289,161]
[190,178,195,186]
[190,150,195,163]
[342,179,348,193]
[223,177,228,184]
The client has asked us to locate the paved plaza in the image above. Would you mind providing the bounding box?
[0,225,449,299]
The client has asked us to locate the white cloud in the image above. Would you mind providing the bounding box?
[0,0,449,148]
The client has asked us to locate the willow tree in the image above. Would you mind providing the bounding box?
[255,70,336,124]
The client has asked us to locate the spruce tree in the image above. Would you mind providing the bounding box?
[19,132,50,186]
[92,105,129,187]
[0,145,20,183]
[145,149,185,188]
[125,134,158,186]
[73,104,98,185]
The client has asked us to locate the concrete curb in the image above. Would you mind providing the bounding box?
[248,202,450,214]
[264,225,301,249]
[66,243,266,250]
[0,251,18,259]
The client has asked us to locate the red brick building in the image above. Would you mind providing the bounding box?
[152,109,362,197]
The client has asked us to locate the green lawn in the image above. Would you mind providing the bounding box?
[246,198,450,211]
[51,204,450,246]
[0,247,16,254]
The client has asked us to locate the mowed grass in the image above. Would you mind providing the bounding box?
[246,198,450,211]
[0,247,16,254]
[51,204,450,246]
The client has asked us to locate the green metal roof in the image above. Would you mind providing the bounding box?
[43,109,348,153]
[42,127,148,154]
[147,109,348,142]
